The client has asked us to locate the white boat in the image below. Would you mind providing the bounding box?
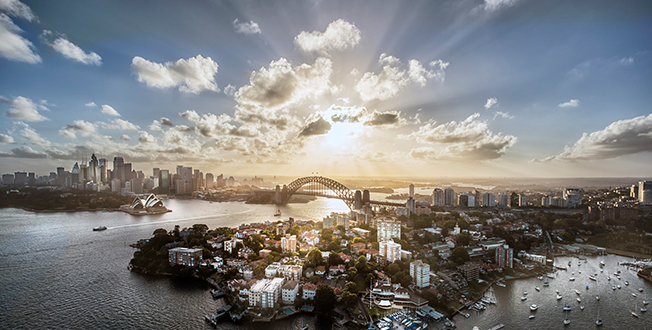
[639,288,644,292]
[529,315,535,319]
[535,286,540,291]
[564,311,571,325]
[600,261,605,266]
[642,306,647,313]
[618,285,621,289]
[521,296,527,301]
[578,270,581,274]
[547,274,555,279]
[596,306,603,326]
[563,305,572,311]
[301,326,309,330]
[589,275,597,281]
[632,303,639,318]
[93,226,107,231]
[596,295,600,301]
[575,290,580,295]
[577,297,581,303]
[556,294,563,300]
[607,276,611,281]
[624,281,629,286]
[496,282,506,288]
[569,277,575,281]
[632,293,637,297]
[537,276,543,280]
[530,304,538,311]
[612,286,616,290]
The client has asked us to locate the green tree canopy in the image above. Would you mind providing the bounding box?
[307,247,323,265]
[315,284,337,312]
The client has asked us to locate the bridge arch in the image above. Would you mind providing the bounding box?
[276,176,356,209]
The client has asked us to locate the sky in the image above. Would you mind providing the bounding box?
[0,0,651,179]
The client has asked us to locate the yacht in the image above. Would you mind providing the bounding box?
[596,307,603,326]
[523,291,528,295]
[93,226,107,231]
[529,315,535,319]
[537,276,543,280]
[547,274,555,279]
[569,277,575,281]
[624,281,629,286]
[578,270,582,274]
[600,261,605,267]
[617,285,621,289]
[577,298,582,303]
[639,288,644,292]
[521,296,527,301]
[612,286,616,290]
[632,293,637,297]
[632,303,639,318]
[641,306,647,313]
[596,295,600,301]
[575,290,581,295]
[607,276,611,281]
[301,326,309,330]
[535,286,540,292]
[564,311,571,325]
[496,282,506,288]
[563,304,572,311]
[589,275,597,281]
[543,281,549,287]
[556,294,563,300]
[580,306,584,311]
[530,304,538,311]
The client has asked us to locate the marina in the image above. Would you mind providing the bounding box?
[455,255,652,330]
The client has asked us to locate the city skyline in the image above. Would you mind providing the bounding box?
[1,0,652,178]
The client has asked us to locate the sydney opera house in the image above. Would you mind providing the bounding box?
[120,194,171,215]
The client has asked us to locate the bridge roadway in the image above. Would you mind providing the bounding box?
[290,192,405,207]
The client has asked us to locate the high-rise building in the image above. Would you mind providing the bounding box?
[27,172,35,185]
[409,184,415,197]
[281,234,297,253]
[227,176,235,187]
[509,192,519,208]
[2,173,14,185]
[377,219,401,242]
[519,194,527,207]
[467,194,475,207]
[158,170,170,194]
[639,181,652,205]
[432,188,444,206]
[482,192,495,207]
[56,167,65,185]
[205,173,214,189]
[498,193,508,207]
[410,260,430,288]
[406,197,416,216]
[458,193,468,207]
[379,240,402,263]
[14,172,27,185]
[444,188,455,206]
[153,168,160,178]
[495,244,513,269]
[563,188,582,208]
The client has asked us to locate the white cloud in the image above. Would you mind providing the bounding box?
[356,54,447,101]
[621,57,634,65]
[298,115,331,137]
[41,31,101,65]
[493,111,514,120]
[2,96,49,121]
[535,113,652,162]
[232,19,261,35]
[138,131,157,144]
[0,14,41,63]
[131,54,219,94]
[234,57,333,129]
[294,19,361,55]
[483,0,521,12]
[558,99,579,108]
[180,110,258,138]
[364,110,407,127]
[485,97,498,109]
[224,84,236,96]
[59,120,97,138]
[0,0,36,21]
[404,113,517,161]
[101,104,120,116]
[0,133,14,144]
[100,119,140,130]
[0,145,47,158]
[85,102,97,107]
[120,134,130,141]
[15,122,50,147]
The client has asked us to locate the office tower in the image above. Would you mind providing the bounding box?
[519,194,527,207]
[227,176,235,187]
[158,170,170,194]
[563,188,582,208]
[27,172,35,185]
[433,188,444,206]
[498,193,508,207]
[410,260,430,288]
[406,197,416,216]
[409,183,414,197]
[482,192,495,207]
[510,192,519,208]
[474,190,481,208]
[56,167,65,185]
[444,188,455,206]
[2,173,15,185]
[458,193,468,207]
[153,168,160,178]
[467,194,475,207]
[205,173,214,189]
[639,181,652,205]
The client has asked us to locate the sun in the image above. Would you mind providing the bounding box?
[323,121,365,149]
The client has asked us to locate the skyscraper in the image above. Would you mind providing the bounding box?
[495,244,513,269]
[639,181,652,205]
[444,188,455,206]
[409,183,414,197]
[432,188,444,206]
[482,192,495,207]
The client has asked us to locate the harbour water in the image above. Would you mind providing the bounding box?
[0,198,347,330]
[454,255,651,330]
[1,198,650,329]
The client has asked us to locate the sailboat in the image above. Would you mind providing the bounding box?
[273,209,281,216]
[596,307,603,326]
[564,310,571,325]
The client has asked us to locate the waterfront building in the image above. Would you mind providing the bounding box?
[281,280,299,305]
[205,173,214,189]
[444,188,455,206]
[322,215,335,229]
[495,244,513,269]
[377,219,401,242]
[457,262,480,281]
[410,260,430,288]
[281,234,297,253]
[302,282,317,300]
[432,188,444,206]
[510,192,519,207]
[379,240,401,263]
[168,247,203,267]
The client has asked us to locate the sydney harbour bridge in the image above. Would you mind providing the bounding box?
[273,176,404,210]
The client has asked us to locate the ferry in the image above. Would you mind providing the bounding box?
[93,226,107,231]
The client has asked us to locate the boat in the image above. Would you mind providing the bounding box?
[586,285,589,290]
[607,276,611,281]
[529,315,535,319]
[596,307,603,326]
[575,290,580,295]
[618,285,621,289]
[521,296,527,301]
[568,261,572,266]
[462,312,470,318]
[547,273,555,279]
[564,311,571,325]
[523,291,528,295]
[600,261,605,267]
[612,286,616,290]
[642,306,647,313]
[543,281,549,287]
[632,302,639,318]
[577,298,581,303]
[556,294,563,300]
[624,281,629,286]
[639,288,644,292]
[580,306,584,311]
[496,282,506,288]
[596,295,599,301]
[578,270,582,274]
[302,326,309,330]
[569,277,575,281]
[530,304,538,311]
[563,304,571,311]
[535,286,540,292]
[589,275,597,281]
[537,276,543,280]
[93,226,107,231]
[273,209,281,217]
[632,293,637,297]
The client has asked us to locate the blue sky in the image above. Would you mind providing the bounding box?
[0,0,651,178]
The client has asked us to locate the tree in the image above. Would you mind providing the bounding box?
[308,247,323,265]
[341,290,358,309]
[192,223,209,234]
[320,228,333,242]
[153,228,168,236]
[451,246,469,264]
[387,263,400,275]
[455,233,471,247]
[315,284,337,312]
